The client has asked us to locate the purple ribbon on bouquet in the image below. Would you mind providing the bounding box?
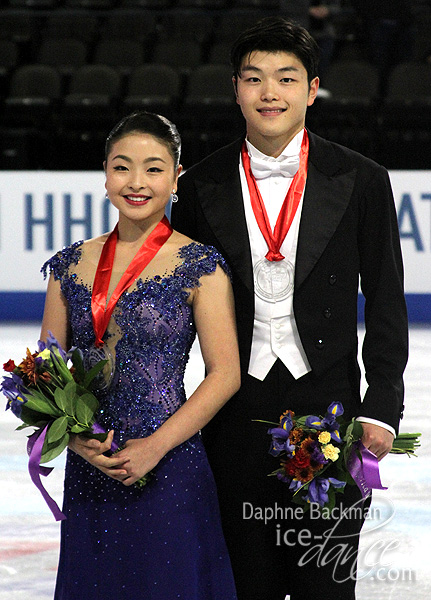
[27,425,66,522]
[91,422,119,452]
[27,422,118,522]
[347,440,388,498]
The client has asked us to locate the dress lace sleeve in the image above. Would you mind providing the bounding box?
[175,243,231,290]
[40,241,84,281]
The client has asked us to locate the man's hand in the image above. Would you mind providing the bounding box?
[360,422,394,461]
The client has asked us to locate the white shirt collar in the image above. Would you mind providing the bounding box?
[245,129,304,163]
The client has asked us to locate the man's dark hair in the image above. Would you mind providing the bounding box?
[231,16,320,85]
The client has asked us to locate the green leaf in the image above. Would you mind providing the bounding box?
[342,418,363,466]
[21,396,61,422]
[83,359,108,389]
[70,348,85,383]
[344,418,363,444]
[75,393,99,426]
[79,431,108,442]
[294,416,309,428]
[290,491,305,506]
[252,419,280,426]
[53,387,66,412]
[325,487,336,516]
[351,420,364,439]
[15,422,33,431]
[47,416,69,443]
[23,390,62,417]
[70,423,88,433]
[51,349,74,383]
[40,432,70,464]
[63,381,78,416]
[20,404,52,427]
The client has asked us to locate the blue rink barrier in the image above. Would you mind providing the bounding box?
[0,292,429,323]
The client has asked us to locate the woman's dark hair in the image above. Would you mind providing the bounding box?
[105,111,181,169]
[231,16,320,85]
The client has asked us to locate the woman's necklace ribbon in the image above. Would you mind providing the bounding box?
[241,130,309,261]
[91,215,173,347]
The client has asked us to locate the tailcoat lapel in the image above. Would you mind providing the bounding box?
[194,139,254,293]
[295,132,357,289]
[190,133,357,294]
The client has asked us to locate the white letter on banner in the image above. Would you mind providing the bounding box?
[398,193,424,251]
[64,193,92,246]
[25,193,54,250]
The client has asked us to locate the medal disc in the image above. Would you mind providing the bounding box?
[253,258,294,302]
[84,344,115,391]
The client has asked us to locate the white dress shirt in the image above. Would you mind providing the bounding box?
[240,130,311,381]
[239,130,395,437]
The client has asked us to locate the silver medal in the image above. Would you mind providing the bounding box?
[84,344,115,391]
[253,258,294,302]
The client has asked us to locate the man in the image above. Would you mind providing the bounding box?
[171,17,408,600]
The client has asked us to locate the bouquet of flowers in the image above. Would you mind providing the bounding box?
[261,402,420,514]
[2,334,149,520]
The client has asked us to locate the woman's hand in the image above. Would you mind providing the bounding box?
[113,436,164,487]
[69,430,131,481]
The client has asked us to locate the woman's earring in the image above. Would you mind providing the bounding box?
[171,190,179,203]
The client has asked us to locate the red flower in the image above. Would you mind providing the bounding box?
[3,359,16,372]
[283,460,297,477]
[293,448,311,469]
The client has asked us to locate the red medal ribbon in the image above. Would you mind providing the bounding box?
[91,215,173,347]
[241,130,309,261]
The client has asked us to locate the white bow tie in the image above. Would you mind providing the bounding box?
[249,154,300,179]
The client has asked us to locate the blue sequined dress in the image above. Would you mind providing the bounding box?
[42,241,237,600]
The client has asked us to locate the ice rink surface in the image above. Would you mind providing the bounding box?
[1,322,430,599]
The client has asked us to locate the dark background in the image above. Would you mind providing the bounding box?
[1,0,430,171]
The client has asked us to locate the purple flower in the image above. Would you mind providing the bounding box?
[2,374,27,417]
[268,410,296,456]
[34,355,44,367]
[7,395,27,418]
[276,473,303,490]
[280,411,293,432]
[303,476,346,506]
[276,471,291,484]
[2,372,25,395]
[289,478,303,493]
[305,402,344,443]
[309,440,328,466]
[38,332,67,361]
[268,427,295,458]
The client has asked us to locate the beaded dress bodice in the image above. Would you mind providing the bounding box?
[42,241,228,446]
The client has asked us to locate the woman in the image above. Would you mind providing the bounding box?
[41,111,240,599]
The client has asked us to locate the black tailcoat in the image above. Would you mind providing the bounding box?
[173,130,407,431]
[171,130,408,599]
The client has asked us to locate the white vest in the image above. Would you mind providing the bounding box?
[240,130,311,381]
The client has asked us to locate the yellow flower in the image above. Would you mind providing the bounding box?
[318,431,331,444]
[322,444,340,462]
[37,349,51,361]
